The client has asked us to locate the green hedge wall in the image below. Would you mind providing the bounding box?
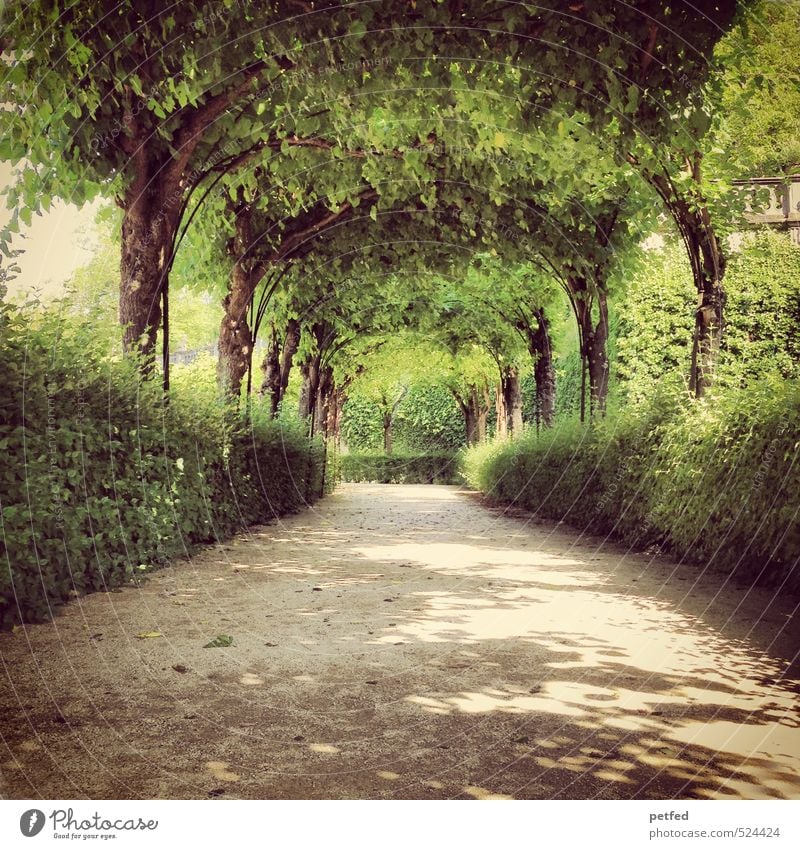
[462,375,800,591]
[0,305,325,628]
[340,452,461,485]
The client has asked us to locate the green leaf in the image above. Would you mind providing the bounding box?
[203,634,234,648]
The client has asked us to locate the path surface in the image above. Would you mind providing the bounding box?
[1,484,798,800]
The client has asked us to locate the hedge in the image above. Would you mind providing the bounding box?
[0,305,325,628]
[340,452,461,484]
[462,375,800,592]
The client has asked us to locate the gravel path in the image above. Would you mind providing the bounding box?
[1,483,798,800]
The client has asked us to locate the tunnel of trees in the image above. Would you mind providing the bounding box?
[1,0,799,626]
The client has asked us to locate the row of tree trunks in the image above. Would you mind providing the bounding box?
[118,63,269,379]
[458,384,490,446]
[327,386,346,447]
[260,318,301,415]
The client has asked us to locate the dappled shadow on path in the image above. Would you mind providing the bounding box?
[0,484,797,800]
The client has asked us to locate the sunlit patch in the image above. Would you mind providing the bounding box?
[463,785,513,800]
[405,695,451,715]
[446,688,586,717]
[205,761,240,782]
[239,673,263,686]
[376,770,400,780]
[594,769,635,784]
[309,743,340,754]
[355,541,597,587]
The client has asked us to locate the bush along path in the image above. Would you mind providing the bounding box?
[0,484,797,800]
[0,303,327,629]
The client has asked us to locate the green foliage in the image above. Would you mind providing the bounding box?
[394,385,465,452]
[341,453,461,485]
[554,349,583,418]
[463,375,800,591]
[342,382,466,453]
[340,396,384,451]
[0,303,324,628]
[614,239,696,403]
[715,0,800,176]
[613,231,800,400]
[720,230,800,381]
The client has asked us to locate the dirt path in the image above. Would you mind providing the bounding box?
[1,483,798,800]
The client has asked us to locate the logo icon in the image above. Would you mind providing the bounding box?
[20,810,46,837]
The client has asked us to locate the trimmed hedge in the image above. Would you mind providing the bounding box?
[462,375,800,591]
[340,452,461,484]
[0,305,325,628]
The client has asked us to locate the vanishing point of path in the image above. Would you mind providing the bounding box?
[1,484,798,800]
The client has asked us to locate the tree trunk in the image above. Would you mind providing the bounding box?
[119,188,176,369]
[570,279,609,418]
[315,365,333,438]
[298,365,312,420]
[327,385,342,445]
[494,381,508,439]
[457,385,490,445]
[218,207,262,397]
[476,388,489,442]
[530,309,555,429]
[462,402,478,446]
[586,291,609,417]
[691,269,726,397]
[278,318,301,409]
[383,414,393,454]
[644,165,726,398]
[261,323,281,414]
[501,366,523,437]
[299,357,321,433]
[332,388,346,448]
[261,317,301,416]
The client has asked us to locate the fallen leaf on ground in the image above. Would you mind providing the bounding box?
[203,634,234,648]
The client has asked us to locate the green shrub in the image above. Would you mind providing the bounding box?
[340,395,384,450]
[340,452,461,485]
[341,384,466,452]
[394,384,465,451]
[462,375,800,591]
[0,302,325,628]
